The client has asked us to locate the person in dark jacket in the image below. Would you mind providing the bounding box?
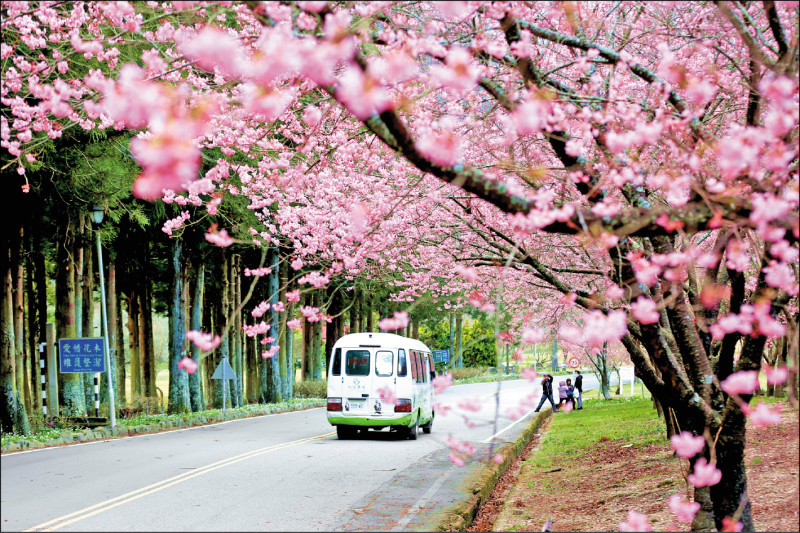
[534,374,558,413]
[574,370,583,409]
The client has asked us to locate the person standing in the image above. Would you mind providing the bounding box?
[565,378,576,410]
[574,370,583,410]
[534,374,557,413]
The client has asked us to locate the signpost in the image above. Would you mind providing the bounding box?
[567,356,580,369]
[211,357,237,411]
[59,338,106,373]
[433,349,450,364]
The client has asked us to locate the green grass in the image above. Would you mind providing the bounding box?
[525,396,667,470]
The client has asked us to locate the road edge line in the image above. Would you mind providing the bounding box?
[435,408,554,532]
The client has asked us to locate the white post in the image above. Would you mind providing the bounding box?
[630,367,635,396]
[97,233,116,428]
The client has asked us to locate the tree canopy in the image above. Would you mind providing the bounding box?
[2,2,798,531]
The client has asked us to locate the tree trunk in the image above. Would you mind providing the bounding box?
[127,292,141,400]
[168,238,190,414]
[101,256,118,406]
[2,243,20,432]
[14,227,32,419]
[278,259,289,400]
[81,222,95,411]
[262,245,281,402]
[189,263,205,412]
[365,292,374,333]
[141,270,156,400]
[231,255,244,406]
[25,240,38,414]
[311,291,323,380]
[56,215,84,416]
[219,250,232,409]
[455,313,463,368]
[301,291,311,381]
[116,282,127,407]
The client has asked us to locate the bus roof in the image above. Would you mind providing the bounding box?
[331,332,431,352]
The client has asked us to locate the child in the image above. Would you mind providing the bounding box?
[557,380,568,407]
[565,378,576,410]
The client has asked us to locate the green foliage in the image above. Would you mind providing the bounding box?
[419,314,497,367]
[462,318,496,367]
[294,379,327,399]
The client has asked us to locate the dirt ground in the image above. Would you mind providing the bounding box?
[468,403,799,532]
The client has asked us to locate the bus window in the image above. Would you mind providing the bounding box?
[398,349,407,377]
[331,348,341,376]
[427,354,436,381]
[416,352,424,383]
[410,351,418,382]
[376,350,393,377]
[345,350,370,376]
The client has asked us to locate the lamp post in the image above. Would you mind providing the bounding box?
[92,205,116,428]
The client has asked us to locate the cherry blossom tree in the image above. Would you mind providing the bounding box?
[3,1,798,531]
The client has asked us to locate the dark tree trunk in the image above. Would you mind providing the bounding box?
[100,256,118,406]
[127,292,141,399]
[14,227,32,420]
[56,215,84,416]
[311,291,323,380]
[189,264,205,412]
[116,283,126,406]
[168,238,190,414]
[2,242,19,432]
[141,269,156,400]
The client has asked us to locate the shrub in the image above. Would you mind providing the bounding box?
[294,379,327,398]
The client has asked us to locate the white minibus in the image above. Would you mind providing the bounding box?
[326,332,435,440]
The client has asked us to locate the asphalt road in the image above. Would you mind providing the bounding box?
[1,370,631,532]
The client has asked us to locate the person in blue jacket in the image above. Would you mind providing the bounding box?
[534,374,558,413]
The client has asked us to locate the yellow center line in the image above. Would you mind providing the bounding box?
[23,432,335,532]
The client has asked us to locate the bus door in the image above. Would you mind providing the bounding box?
[343,348,371,415]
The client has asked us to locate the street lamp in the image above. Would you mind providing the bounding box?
[92,205,116,428]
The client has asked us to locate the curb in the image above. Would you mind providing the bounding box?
[436,409,553,532]
[1,400,326,454]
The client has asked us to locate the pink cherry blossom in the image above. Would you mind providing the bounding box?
[457,398,482,412]
[764,365,789,386]
[669,431,705,458]
[720,517,744,532]
[432,372,453,394]
[286,290,301,302]
[205,226,234,247]
[521,327,547,344]
[377,385,397,406]
[747,402,782,427]
[668,494,700,523]
[630,296,660,325]
[378,311,410,331]
[448,451,466,467]
[185,330,221,352]
[522,368,539,382]
[720,370,760,396]
[286,319,302,330]
[261,345,280,359]
[177,356,198,374]
[619,510,652,532]
[687,458,722,487]
[493,453,504,464]
[454,264,479,282]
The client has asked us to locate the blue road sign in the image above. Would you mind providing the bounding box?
[433,349,450,363]
[59,338,105,373]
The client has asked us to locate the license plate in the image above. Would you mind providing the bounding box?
[345,399,365,412]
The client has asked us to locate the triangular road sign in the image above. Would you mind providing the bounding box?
[211,357,237,380]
